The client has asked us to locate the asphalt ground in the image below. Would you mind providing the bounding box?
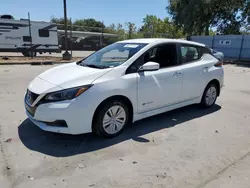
[0,64,250,188]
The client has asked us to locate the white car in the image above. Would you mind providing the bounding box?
[25,39,224,138]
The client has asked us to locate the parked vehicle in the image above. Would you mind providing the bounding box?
[211,48,224,62]
[0,16,60,57]
[24,39,224,138]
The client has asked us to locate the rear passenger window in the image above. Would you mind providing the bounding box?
[180,45,200,64]
[201,47,213,55]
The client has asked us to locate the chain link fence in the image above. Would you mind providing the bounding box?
[56,23,182,52]
[56,24,118,51]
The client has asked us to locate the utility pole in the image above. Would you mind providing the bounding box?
[28,12,33,58]
[101,21,104,48]
[62,0,72,60]
[70,17,73,56]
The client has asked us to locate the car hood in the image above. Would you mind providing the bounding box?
[29,62,111,94]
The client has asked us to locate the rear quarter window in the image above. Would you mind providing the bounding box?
[180,44,201,64]
[201,47,212,55]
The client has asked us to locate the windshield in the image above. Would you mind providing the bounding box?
[78,42,147,68]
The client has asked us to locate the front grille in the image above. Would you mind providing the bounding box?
[25,90,40,117]
[25,102,37,117]
[42,120,68,127]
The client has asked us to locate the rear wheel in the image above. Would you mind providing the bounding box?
[93,100,129,138]
[200,83,218,108]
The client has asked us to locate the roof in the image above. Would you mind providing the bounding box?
[118,38,205,47]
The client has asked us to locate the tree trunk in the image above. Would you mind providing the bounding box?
[205,25,209,35]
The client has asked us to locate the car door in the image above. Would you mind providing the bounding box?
[136,43,183,113]
[177,44,209,102]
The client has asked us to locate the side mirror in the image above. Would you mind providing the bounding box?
[138,62,160,72]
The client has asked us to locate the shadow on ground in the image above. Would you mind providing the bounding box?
[18,104,221,157]
[234,63,250,68]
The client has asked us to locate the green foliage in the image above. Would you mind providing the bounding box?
[139,15,184,38]
[50,14,185,40]
[126,22,137,39]
[167,0,250,35]
[51,17,71,30]
[51,17,104,32]
[74,18,104,32]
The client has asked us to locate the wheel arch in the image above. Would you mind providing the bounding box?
[92,95,134,131]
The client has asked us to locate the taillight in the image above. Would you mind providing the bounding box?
[214,61,223,67]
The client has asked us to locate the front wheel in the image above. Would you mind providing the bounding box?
[200,83,218,108]
[92,100,129,138]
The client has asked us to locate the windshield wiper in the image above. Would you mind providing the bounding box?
[81,63,109,69]
[86,64,103,69]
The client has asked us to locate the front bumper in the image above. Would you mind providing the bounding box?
[26,111,71,134]
[25,98,94,135]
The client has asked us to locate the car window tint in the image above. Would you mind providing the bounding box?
[180,45,200,64]
[143,43,178,69]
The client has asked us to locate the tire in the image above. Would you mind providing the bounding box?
[22,51,36,57]
[29,51,37,57]
[92,100,130,138]
[22,52,29,57]
[200,83,218,108]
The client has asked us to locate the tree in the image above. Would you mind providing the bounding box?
[167,0,250,35]
[116,23,127,40]
[139,15,184,38]
[51,17,71,30]
[105,23,116,34]
[126,22,137,39]
[140,15,159,37]
[74,18,104,32]
[105,23,127,40]
[51,17,105,32]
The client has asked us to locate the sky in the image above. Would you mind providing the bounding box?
[0,0,169,27]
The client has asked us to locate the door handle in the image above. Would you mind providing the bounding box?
[173,72,182,77]
[203,67,209,72]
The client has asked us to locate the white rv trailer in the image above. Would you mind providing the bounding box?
[0,17,60,57]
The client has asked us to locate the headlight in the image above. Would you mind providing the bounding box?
[45,85,93,101]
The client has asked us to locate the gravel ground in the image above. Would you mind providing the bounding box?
[0,64,250,188]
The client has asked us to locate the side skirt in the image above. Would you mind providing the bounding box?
[133,97,200,123]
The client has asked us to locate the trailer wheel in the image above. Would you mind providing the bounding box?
[22,52,29,57]
[22,51,36,57]
[31,51,37,57]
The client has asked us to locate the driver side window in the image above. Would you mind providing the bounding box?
[126,43,178,74]
[144,43,178,68]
